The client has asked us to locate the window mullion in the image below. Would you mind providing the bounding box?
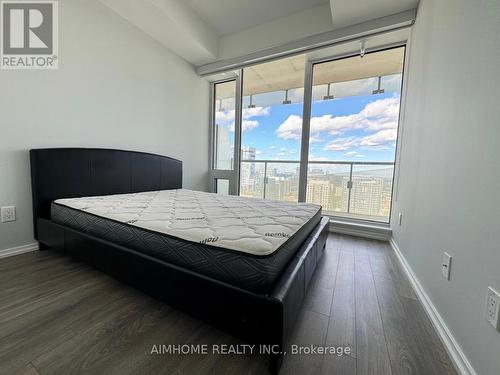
[298,61,314,202]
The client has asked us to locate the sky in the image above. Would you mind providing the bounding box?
[215,89,401,165]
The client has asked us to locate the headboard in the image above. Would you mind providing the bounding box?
[30,148,182,238]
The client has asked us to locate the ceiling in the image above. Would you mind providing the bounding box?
[185,0,329,36]
[98,0,418,66]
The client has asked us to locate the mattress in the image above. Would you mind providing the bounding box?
[51,189,322,293]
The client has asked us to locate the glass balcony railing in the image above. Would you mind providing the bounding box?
[240,160,395,223]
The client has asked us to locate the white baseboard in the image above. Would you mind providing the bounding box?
[389,238,477,375]
[0,242,39,259]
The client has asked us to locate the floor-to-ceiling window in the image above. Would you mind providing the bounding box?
[305,47,404,222]
[239,55,305,202]
[211,79,238,195]
[209,46,405,223]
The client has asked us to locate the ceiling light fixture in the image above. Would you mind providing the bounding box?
[282,89,291,105]
[323,83,334,100]
[372,76,385,94]
[248,95,256,108]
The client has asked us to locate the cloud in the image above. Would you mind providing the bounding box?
[324,137,359,151]
[229,120,259,132]
[216,106,270,133]
[242,120,259,132]
[242,106,270,119]
[359,129,397,148]
[345,151,365,158]
[215,111,234,124]
[256,150,263,155]
[360,98,400,130]
[323,129,397,152]
[275,97,400,141]
[275,115,302,140]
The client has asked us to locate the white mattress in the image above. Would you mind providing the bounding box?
[54,189,321,256]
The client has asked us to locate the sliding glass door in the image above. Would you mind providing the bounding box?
[209,46,405,223]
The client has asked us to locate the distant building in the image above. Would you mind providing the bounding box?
[240,146,258,197]
[350,176,385,217]
[306,180,331,208]
[241,159,392,221]
[241,146,256,161]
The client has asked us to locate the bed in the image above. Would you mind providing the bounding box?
[30,148,329,374]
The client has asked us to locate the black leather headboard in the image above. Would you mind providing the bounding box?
[30,148,182,237]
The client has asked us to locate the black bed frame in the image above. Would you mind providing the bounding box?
[29,148,329,374]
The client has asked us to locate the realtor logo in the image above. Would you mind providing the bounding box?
[1,1,58,69]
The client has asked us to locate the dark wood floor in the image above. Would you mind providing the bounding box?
[0,234,457,375]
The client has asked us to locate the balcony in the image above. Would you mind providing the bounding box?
[240,160,395,223]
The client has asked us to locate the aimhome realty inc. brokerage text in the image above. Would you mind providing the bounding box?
[151,344,352,356]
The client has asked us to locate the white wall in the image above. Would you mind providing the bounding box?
[0,0,209,251]
[392,0,500,374]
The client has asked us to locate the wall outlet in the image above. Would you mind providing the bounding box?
[486,287,500,331]
[398,212,403,226]
[442,252,452,280]
[1,206,16,222]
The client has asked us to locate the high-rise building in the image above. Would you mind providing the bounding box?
[241,146,256,161]
[349,176,385,217]
[240,146,257,197]
[306,179,331,208]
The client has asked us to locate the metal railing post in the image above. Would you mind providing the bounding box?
[263,161,268,199]
[347,163,354,213]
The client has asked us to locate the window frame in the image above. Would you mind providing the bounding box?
[208,43,408,224]
[208,72,243,195]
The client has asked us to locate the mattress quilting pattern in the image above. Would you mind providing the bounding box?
[53,189,321,256]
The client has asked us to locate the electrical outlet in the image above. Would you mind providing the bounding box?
[398,212,403,226]
[1,206,16,223]
[486,287,500,331]
[442,252,452,280]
